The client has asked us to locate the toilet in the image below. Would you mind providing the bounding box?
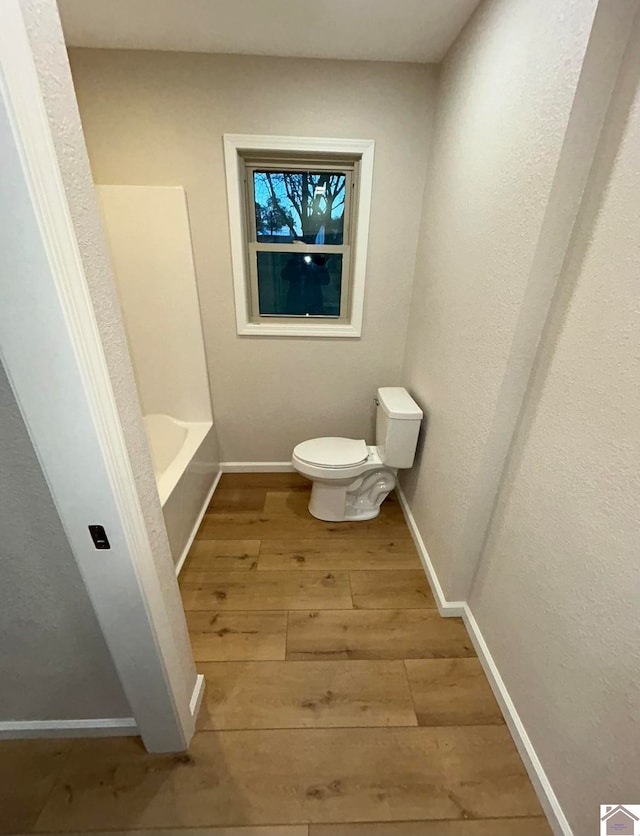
[292,387,423,522]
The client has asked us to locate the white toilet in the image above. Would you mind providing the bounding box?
[292,387,423,522]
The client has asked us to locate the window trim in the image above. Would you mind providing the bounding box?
[223,134,375,338]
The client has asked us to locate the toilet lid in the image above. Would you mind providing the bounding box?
[294,437,368,468]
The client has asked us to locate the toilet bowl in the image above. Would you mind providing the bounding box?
[292,388,423,522]
[292,437,397,522]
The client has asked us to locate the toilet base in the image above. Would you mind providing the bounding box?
[307,468,397,522]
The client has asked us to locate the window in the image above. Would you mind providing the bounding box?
[248,165,351,321]
[224,135,374,337]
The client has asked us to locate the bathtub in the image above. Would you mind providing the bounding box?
[143,413,219,572]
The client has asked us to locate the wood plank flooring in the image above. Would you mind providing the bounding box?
[286,609,475,660]
[197,660,418,729]
[1,473,553,836]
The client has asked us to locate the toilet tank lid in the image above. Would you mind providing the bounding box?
[377,387,423,420]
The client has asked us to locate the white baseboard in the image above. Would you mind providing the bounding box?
[395,484,570,836]
[220,461,295,472]
[463,607,571,836]
[0,717,138,739]
[189,673,205,720]
[174,468,222,577]
[395,485,465,616]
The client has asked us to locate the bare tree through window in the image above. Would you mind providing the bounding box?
[254,171,346,244]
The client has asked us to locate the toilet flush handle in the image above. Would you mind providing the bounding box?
[373,397,380,406]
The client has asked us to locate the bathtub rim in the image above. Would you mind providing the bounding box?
[144,413,213,506]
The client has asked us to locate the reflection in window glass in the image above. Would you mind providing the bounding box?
[253,171,346,244]
[256,252,343,317]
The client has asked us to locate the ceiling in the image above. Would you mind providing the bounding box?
[57,0,481,64]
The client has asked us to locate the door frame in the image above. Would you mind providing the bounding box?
[0,0,202,752]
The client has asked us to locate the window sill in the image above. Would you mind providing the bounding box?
[239,322,361,338]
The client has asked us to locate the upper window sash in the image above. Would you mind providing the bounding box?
[244,163,354,248]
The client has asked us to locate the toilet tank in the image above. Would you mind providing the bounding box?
[376,387,423,468]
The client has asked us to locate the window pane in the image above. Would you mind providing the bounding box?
[256,252,343,317]
[253,171,346,245]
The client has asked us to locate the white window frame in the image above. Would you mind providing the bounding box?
[223,134,374,338]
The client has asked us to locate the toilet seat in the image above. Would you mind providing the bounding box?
[293,437,368,469]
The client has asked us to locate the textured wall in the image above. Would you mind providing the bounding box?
[19,0,199,712]
[68,50,436,461]
[401,0,601,599]
[470,18,640,832]
[0,364,131,720]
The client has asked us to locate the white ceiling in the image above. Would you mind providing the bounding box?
[57,0,481,64]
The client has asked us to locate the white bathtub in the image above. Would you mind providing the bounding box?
[143,413,218,571]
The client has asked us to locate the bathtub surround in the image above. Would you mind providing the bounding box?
[402,0,640,834]
[96,186,213,423]
[68,50,436,461]
[97,185,220,568]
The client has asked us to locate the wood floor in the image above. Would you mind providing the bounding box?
[1,473,553,836]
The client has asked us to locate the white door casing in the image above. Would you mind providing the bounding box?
[0,0,203,752]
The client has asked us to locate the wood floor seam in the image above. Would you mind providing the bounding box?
[25,740,77,835]
[401,658,419,721]
[28,819,552,832]
[194,725,432,733]
[309,815,550,822]
[184,607,461,612]
[187,723,516,733]
[346,569,355,609]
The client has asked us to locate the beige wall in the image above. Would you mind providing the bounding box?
[68,49,436,461]
[0,363,131,721]
[470,16,640,832]
[400,0,625,600]
[400,0,640,831]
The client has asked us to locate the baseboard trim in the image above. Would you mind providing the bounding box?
[463,606,571,836]
[395,485,569,836]
[0,717,138,739]
[220,461,295,473]
[395,485,465,616]
[174,468,222,577]
[189,673,206,721]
